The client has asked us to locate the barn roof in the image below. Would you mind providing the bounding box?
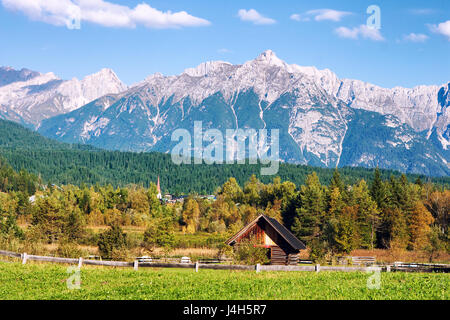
[226,214,306,251]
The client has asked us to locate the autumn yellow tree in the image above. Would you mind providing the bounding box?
[218,177,243,203]
[327,187,344,219]
[425,190,449,235]
[409,201,434,250]
[264,199,282,222]
[181,197,200,234]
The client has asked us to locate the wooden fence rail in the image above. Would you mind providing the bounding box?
[0,250,21,258]
[1,250,448,273]
[391,262,450,273]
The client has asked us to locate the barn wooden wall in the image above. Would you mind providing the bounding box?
[270,246,299,265]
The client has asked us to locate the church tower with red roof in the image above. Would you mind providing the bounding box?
[156,176,162,200]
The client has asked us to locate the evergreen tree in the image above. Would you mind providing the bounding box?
[242,174,263,207]
[330,168,345,194]
[0,192,23,238]
[382,207,410,249]
[31,192,67,243]
[327,187,345,219]
[370,167,387,208]
[97,223,128,259]
[353,180,380,250]
[292,172,326,244]
[328,206,360,254]
[64,207,86,242]
[143,217,176,252]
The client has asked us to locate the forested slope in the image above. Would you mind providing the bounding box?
[1,119,448,194]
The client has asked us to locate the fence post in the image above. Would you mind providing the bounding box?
[386,265,391,272]
[78,257,83,269]
[134,260,139,271]
[22,253,28,265]
[195,262,199,273]
[256,264,261,273]
[315,264,320,273]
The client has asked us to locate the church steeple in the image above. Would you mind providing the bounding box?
[157,176,162,199]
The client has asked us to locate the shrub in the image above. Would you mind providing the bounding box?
[217,243,233,259]
[309,239,329,264]
[86,209,104,226]
[174,233,226,249]
[0,233,21,252]
[97,223,128,259]
[56,241,86,258]
[64,209,86,242]
[233,237,269,265]
[143,218,175,253]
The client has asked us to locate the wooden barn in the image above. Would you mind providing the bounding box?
[226,214,306,265]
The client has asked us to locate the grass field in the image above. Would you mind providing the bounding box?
[0,262,448,300]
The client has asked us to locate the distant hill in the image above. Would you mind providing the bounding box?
[1,119,448,194]
[0,119,98,151]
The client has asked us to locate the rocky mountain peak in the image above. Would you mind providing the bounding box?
[255,50,285,67]
[183,61,233,77]
[0,66,41,87]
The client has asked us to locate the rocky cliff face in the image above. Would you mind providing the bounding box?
[19,50,450,175]
[0,67,127,127]
[0,66,41,87]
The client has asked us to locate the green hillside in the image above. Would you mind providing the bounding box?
[0,119,448,194]
[0,119,97,151]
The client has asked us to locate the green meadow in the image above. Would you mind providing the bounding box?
[0,262,448,300]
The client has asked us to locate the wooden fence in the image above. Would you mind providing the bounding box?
[0,250,448,273]
[391,262,450,273]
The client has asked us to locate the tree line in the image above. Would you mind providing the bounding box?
[180,169,448,261]
[0,163,447,261]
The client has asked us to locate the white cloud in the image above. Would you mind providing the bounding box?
[1,0,211,29]
[238,9,276,25]
[403,33,429,42]
[290,14,301,21]
[335,25,385,41]
[428,20,450,41]
[335,26,359,39]
[307,9,352,22]
[290,14,309,22]
[291,9,352,23]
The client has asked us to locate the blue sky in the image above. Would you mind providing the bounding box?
[0,0,449,88]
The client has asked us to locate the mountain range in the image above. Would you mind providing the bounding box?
[0,51,448,176]
[0,67,127,127]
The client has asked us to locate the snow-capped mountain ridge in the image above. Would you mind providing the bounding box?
[0,66,41,87]
[0,67,127,127]
[37,51,449,176]
[1,51,448,175]
[158,50,446,136]
[183,61,233,77]
[120,50,448,154]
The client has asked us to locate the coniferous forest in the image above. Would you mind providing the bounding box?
[0,119,448,195]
